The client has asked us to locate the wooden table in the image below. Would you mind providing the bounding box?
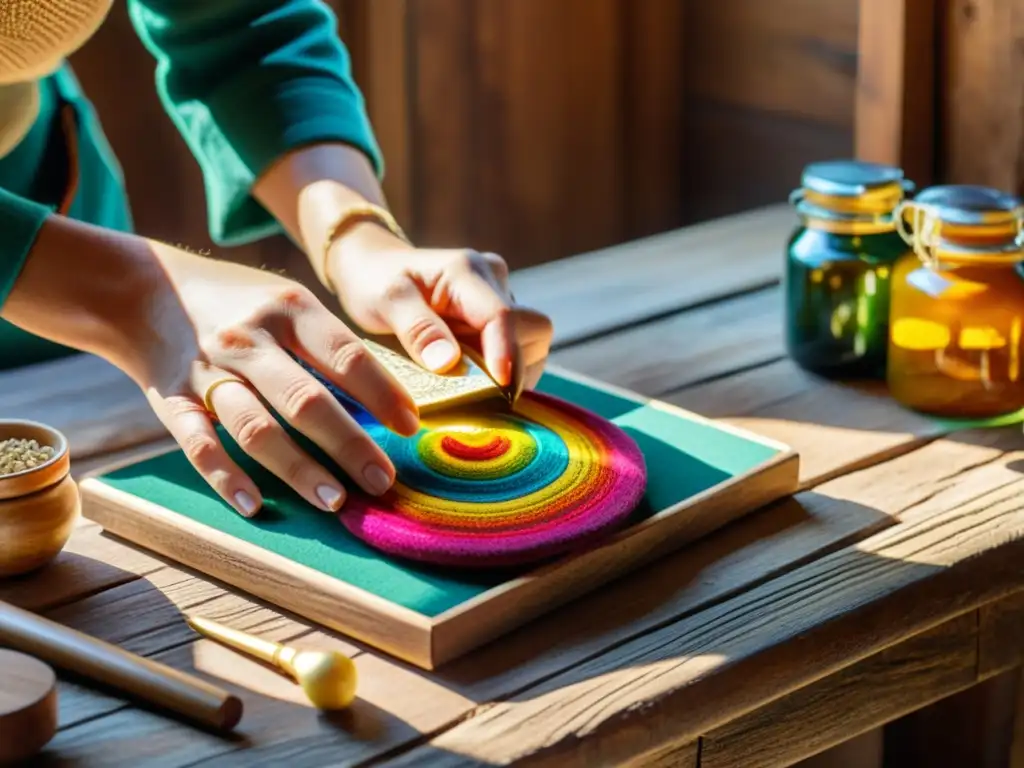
[4,203,1024,767]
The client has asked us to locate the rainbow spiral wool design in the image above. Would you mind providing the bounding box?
[337,391,648,568]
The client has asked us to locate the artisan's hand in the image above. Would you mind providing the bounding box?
[3,215,419,518]
[326,223,554,390]
[128,244,420,517]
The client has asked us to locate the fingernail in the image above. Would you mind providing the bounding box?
[421,339,458,372]
[363,464,393,496]
[234,490,259,518]
[316,484,345,511]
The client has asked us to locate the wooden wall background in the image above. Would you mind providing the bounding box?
[65,0,863,274]
[64,0,1024,272]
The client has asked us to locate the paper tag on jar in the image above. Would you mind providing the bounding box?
[905,268,953,298]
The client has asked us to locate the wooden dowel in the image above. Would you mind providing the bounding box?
[0,601,242,732]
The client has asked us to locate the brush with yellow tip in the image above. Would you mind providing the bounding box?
[186,616,357,710]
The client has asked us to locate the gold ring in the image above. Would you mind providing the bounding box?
[202,376,244,414]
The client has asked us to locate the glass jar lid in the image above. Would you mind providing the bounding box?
[800,159,908,198]
[896,184,1024,267]
[790,159,913,234]
[910,184,1023,228]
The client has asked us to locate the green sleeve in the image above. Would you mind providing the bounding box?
[0,188,52,308]
[126,0,383,247]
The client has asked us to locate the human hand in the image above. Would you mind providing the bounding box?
[325,223,553,391]
[118,242,421,518]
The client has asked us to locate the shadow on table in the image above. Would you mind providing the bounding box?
[6,452,1022,765]
[388,507,1024,766]
[0,543,436,766]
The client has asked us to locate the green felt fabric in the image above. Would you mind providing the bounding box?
[97,372,783,617]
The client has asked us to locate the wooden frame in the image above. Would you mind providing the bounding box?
[854,0,938,187]
[78,365,799,670]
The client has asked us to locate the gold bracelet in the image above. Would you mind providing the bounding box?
[319,204,409,292]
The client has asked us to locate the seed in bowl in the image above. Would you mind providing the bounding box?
[0,438,56,476]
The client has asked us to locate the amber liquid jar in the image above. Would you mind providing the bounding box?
[888,185,1024,418]
[785,160,914,378]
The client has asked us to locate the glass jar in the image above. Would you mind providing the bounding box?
[888,185,1024,418]
[785,160,914,378]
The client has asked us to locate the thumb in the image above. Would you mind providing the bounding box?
[380,275,462,373]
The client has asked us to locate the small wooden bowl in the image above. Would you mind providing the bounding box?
[0,420,79,578]
[0,649,58,765]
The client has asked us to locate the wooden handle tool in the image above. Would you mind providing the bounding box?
[187,616,357,710]
[0,601,242,732]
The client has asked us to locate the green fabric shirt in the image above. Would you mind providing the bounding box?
[0,0,382,369]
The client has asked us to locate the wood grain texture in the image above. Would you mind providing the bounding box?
[341,0,413,229]
[979,590,1024,678]
[551,286,784,397]
[667,357,949,488]
[681,0,857,222]
[0,354,165,463]
[942,0,1024,195]
[700,614,978,768]
[0,519,161,613]
[13,407,891,764]
[623,0,686,239]
[622,740,699,768]
[681,99,853,224]
[30,402,1024,765]
[510,204,794,347]
[687,0,859,128]
[882,668,1021,768]
[384,427,1024,766]
[407,0,631,268]
[855,0,937,186]
[1012,668,1024,768]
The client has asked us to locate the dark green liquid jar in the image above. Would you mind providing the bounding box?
[785,160,915,378]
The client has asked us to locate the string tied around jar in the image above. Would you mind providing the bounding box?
[895,189,1024,270]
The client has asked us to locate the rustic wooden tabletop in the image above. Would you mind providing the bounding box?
[3,203,1024,767]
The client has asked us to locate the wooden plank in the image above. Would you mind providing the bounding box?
[882,668,1021,768]
[40,578,472,766]
[700,613,978,768]
[623,740,699,768]
[686,0,859,128]
[623,0,686,240]
[409,0,628,268]
[25,414,959,764]
[1012,668,1024,768]
[409,0,474,247]
[797,730,883,768]
[668,357,949,488]
[21,419,901,764]
[0,354,165,462]
[384,427,1024,766]
[681,99,852,224]
[357,0,414,230]
[0,519,162,613]
[510,203,794,347]
[942,0,1024,194]
[551,286,784,397]
[854,0,937,186]
[979,590,1024,677]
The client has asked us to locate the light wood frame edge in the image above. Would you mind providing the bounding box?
[428,448,800,668]
[78,478,435,668]
[77,367,801,670]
